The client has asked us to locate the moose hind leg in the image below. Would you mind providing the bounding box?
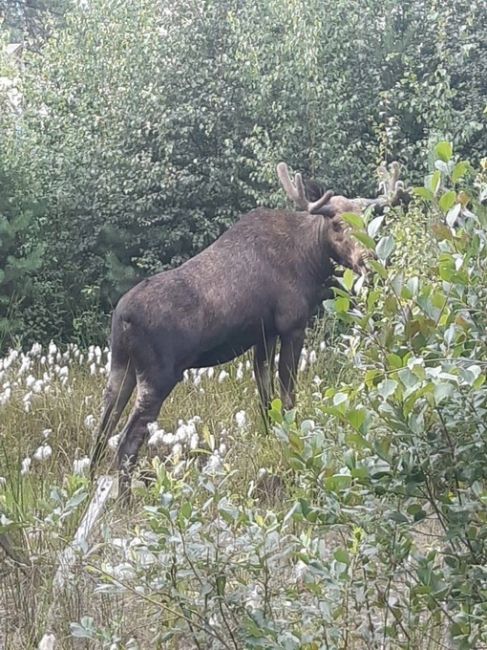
[116,373,176,499]
[278,329,305,411]
[90,363,136,476]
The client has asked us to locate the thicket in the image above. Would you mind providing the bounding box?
[0,0,486,347]
[1,150,486,648]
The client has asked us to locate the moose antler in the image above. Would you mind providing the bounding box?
[277,162,333,214]
[378,161,410,207]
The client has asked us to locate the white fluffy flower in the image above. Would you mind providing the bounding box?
[171,443,183,462]
[294,559,308,581]
[235,410,248,429]
[148,428,166,447]
[26,374,36,388]
[34,444,52,462]
[21,457,32,475]
[84,414,97,430]
[204,451,223,475]
[108,434,121,450]
[0,476,6,488]
[30,342,42,356]
[162,432,175,446]
[73,456,90,475]
[218,370,229,383]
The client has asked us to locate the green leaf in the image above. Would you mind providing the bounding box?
[352,231,376,250]
[451,161,469,183]
[368,259,388,279]
[413,187,434,201]
[435,141,453,162]
[389,511,409,524]
[434,382,454,404]
[427,170,442,195]
[438,191,457,213]
[378,379,397,399]
[335,296,350,313]
[446,204,461,227]
[334,548,350,564]
[342,268,355,291]
[376,236,395,261]
[367,215,384,238]
[341,212,365,229]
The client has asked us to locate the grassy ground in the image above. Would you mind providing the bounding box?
[0,323,455,649]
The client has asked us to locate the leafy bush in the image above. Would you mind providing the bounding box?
[1,0,484,345]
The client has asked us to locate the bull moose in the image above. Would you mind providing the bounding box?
[90,162,403,495]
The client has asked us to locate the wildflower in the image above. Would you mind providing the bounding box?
[299,357,307,373]
[309,350,317,364]
[0,476,6,488]
[235,410,248,429]
[189,432,199,450]
[175,423,189,442]
[148,428,166,447]
[0,386,11,405]
[294,559,308,581]
[320,341,326,351]
[84,414,97,430]
[108,434,121,450]
[73,456,90,475]
[23,391,33,412]
[21,457,31,475]
[204,450,223,475]
[48,341,57,356]
[162,432,175,446]
[218,370,229,383]
[34,444,52,462]
[246,584,262,612]
[207,367,214,379]
[236,362,244,381]
[171,442,183,462]
[43,428,52,438]
[89,362,97,376]
[30,342,42,356]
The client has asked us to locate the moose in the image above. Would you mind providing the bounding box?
[90,161,405,496]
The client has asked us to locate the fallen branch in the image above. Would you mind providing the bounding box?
[38,475,114,649]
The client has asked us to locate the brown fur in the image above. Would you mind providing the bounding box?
[90,208,366,496]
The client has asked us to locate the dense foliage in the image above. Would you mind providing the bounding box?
[1,151,486,649]
[0,0,485,346]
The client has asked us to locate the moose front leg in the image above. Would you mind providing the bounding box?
[254,335,277,419]
[278,329,305,411]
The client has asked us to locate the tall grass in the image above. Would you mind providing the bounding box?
[1,320,354,649]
